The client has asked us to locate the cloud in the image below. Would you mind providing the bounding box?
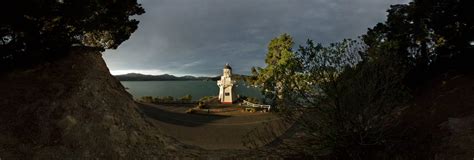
[103,0,409,76]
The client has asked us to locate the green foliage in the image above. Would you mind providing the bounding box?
[413,0,474,60]
[139,95,197,104]
[239,95,261,104]
[250,34,410,158]
[249,33,298,103]
[185,108,198,114]
[139,96,154,103]
[292,40,408,158]
[249,0,472,158]
[265,33,295,66]
[198,96,215,103]
[362,0,474,80]
[245,97,260,104]
[300,59,410,159]
[250,36,363,104]
[196,102,206,109]
[179,94,192,103]
[1,0,144,71]
[363,4,437,71]
[196,96,217,109]
[154,96,174,103]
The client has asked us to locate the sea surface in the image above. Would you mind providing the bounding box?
[120,81,262,101]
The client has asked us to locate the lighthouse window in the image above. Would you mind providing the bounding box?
[225,92,230,96]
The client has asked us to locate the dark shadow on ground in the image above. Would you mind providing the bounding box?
[138,103,230,127]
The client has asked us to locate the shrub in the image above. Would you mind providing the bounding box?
[245,97,261,104]
[198,96,214,103]
[180,94,192,103]
[193,101,207,109]
[185,108,197,114]
[154,96,174,103]
[139,96,153,103]
[248,35,410,159]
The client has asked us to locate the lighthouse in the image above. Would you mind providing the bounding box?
[217,63,236,104]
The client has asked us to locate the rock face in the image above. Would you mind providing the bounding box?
[399,72,474,159]
[0,48,167,159]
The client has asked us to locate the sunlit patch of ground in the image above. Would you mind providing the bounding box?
[138,103,289,150]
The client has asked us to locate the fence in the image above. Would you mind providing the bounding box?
[241,100,271,111]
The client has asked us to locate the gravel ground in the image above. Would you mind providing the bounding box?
[139,103,289,150]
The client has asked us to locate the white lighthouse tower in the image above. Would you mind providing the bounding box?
[217,63,236,104]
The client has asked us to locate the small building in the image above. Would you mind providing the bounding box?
[217,63,236,104]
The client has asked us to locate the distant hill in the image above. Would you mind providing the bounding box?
[114,73,220,81]
[114,73,250,81]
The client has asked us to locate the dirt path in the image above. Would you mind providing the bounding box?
[138,103,288,150]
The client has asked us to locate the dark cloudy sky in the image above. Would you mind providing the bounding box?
[103,0,408,76]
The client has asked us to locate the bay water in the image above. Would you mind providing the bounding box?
[120,81,262,101]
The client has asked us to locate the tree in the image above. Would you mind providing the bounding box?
[414,0,474,69]
[248,36,410,159]
[248,0,472,158]
[0,0,145,71]
[362,0,474,82]
[363,4,435,71]
[250,33,298,104]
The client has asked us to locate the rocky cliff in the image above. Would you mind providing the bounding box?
[399,72,474,159]
[0,48,171,159]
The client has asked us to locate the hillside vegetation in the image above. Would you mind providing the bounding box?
[247,0,474,159]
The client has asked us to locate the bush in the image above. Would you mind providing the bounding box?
[245,97,261,104]
[248,35,411,159]
[154,96,174,103]
[270,58,410,159]
[139,96,154,103]
[198,96,215,103]
[185,108,197,114]
[308,60,409,158]
[180,94,192,103]
[196,102,207,109]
